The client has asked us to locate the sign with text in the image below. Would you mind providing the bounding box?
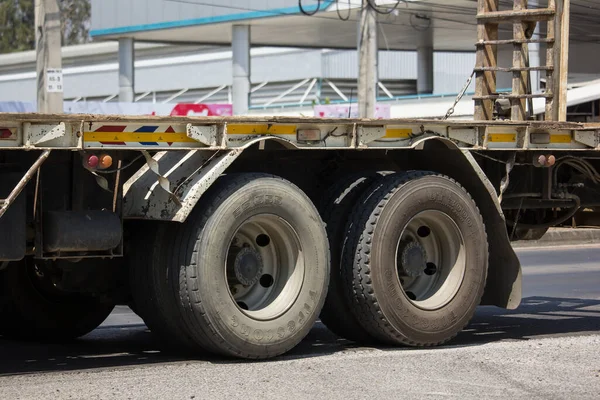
[46,69,64,93]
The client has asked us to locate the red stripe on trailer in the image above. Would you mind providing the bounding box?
[95,126,127,132]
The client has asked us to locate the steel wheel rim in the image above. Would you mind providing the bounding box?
[226,214,305,321]
[394,210,466,310]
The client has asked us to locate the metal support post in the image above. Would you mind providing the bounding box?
[232,25,251,115]
[511,0,528,121]
[554,0,570,121]
[118,38,135,103]
[474,0,499,121]
[417,23,434,94]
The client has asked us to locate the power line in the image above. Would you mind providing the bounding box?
[163,0,600,45]
[336,0,352,21]
[366,0,403,15]
[299,0,322,16]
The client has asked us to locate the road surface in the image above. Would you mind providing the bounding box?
[1,244,599,399]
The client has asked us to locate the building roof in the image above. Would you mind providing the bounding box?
[90,0,600,54]
[90,0,478,51]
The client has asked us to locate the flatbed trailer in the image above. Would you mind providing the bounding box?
[1,0,596,359]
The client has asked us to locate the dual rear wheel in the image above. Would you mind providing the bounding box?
[320,171,489,346]
[130,170,489,359]
[129,173,329,359]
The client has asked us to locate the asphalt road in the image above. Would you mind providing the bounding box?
[1,244,599,399]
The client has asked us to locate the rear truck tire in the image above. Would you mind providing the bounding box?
[342,171,488,346]
[127,222,198,350]
[318,171,390,343]
[0,259,114,341]
[168,173,330,359]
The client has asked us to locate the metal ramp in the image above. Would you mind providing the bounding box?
[474,0,570,122]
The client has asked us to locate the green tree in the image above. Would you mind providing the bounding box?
[0,0,35,53]
[0,0,90,54]
[60,0,90,46]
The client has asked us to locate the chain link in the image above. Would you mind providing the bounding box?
[443,69,476,120]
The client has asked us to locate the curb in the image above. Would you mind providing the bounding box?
[512,228,600,248]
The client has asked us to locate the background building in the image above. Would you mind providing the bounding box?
[0,0,598,120]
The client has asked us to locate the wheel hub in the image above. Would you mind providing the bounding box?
[399,241,427,277]
[228,246,263,287]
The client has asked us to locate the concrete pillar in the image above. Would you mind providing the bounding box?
[358,1,378,118]
[232,25,251,115]
[417,24,434,94]
[118,38,135,103]
[35,0,63,113]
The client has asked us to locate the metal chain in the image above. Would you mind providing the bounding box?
[443,69,476,120]
[498,152,516,204]
[509,197,524,240]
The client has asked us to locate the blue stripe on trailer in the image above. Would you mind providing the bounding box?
[135,126,159,133]
[140,142,160,146]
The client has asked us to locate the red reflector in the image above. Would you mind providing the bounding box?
[87,155,99,168]
[0,128,12,139]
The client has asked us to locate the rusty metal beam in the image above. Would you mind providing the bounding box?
[545,0,556,120]
[554,0,570,121]
[511,0,528,121]
[0,150,51,220]
[475,0,499,121]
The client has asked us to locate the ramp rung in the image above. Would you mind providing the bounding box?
[477,38,555,45]
[475,66,554,73]
[477,8,556,23]
[473,93,553,100]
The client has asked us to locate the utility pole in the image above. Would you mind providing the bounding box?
[35,0,63,114]
[358,0,377,118]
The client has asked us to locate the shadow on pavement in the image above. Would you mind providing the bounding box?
[0,296,598,376]
[453,296,600,346]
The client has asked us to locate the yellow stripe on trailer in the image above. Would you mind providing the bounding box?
[384,128,413,139]
[488,133,516,143]
[84,132,195,143]
[227,124,297,135]
[550,134,572,144]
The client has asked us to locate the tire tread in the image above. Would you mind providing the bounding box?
[342,171,489,347]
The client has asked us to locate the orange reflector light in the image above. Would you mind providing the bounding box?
[98,154,113,170]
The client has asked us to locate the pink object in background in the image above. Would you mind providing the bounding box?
[170,104,233,117]
[0,101,233,117]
